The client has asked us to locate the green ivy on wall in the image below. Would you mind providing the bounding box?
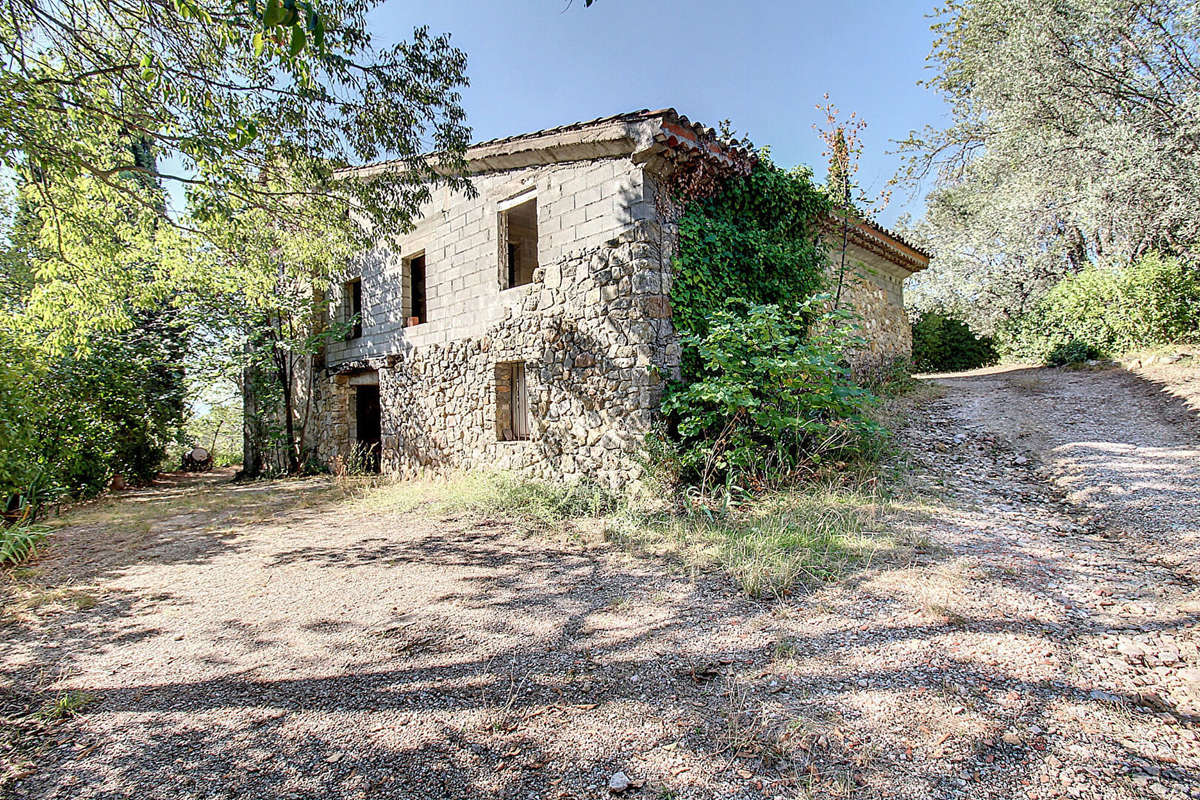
[656,157,888,492]
[669,158,833,381]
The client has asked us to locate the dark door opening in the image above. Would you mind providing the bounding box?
[354,385,382,473]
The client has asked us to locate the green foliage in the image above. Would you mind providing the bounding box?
[0,330,43,514]
[858,357,922,396]
[661,300,885,493]
[41,318,187,491]
[1,143,187,510]
[364,468,887,601]
[910,311,998,372]
[661,160,887,494]
[0,523,48,566]
[1,0,474,498]
[0,304,186,508]
[998,252,1200,363]
[37,692,96,720]
[1046,340,1101,367]
[669,159,831,375]
[2,0,472,276]
[898,0,1200,331]
[826,128,851,209]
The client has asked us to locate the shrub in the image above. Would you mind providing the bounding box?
[999,252,1200,363]
[0,316,187,516]
[1046,340,1101,366]
[660,298,885,495]
[0,523,48,565]
[910,312,998,372]
[0,331,45,518]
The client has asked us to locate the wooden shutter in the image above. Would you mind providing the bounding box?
[511,362,529,440]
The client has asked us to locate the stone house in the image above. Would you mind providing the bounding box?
[311,109,929,487]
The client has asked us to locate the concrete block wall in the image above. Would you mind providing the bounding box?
[326,157,655,365]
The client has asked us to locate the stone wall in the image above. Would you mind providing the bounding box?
[827,244,915,377]
[314,222,678,489]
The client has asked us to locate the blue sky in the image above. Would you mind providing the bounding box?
[372,0,950,225]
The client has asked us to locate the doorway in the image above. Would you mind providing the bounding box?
[354,385,381,473]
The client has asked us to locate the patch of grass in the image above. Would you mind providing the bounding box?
[0,524,49,566]
[359,471,618,526]
[11,587,99,614]
[606,483,897,599]
[773,636,802,660]
[607,595,635,612]
[360,469,907,599]
[37,691,96,720]
[926,603,971,627]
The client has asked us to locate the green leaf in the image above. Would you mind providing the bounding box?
[252,32,265,57]
[263,0,283,27]
[289,24,306,56]
[312,17,324,51]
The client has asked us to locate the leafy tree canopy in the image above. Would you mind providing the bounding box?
[2,0,472,341]
[898,0,1200,330]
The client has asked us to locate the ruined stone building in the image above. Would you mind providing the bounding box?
[311,110,929,486]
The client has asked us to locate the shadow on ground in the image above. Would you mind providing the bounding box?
[5,367,1200,798]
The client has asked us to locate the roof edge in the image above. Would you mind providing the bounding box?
[338,108,756,179]
[822,213,931,273]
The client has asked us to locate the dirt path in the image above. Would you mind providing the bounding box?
[2,365,1199,800]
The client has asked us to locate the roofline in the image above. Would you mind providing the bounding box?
[822,213,930,273]
[337,108,753,179]
[335,109,930,273]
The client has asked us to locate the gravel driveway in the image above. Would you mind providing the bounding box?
[2,363,1198,799]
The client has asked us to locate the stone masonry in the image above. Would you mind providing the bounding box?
[827,243,917,378]
[321,225,676,489]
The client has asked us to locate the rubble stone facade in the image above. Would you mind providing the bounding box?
[827,246,917,377]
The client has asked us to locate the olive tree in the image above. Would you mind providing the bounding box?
[1,0,475,480]
[898,0,1200,329]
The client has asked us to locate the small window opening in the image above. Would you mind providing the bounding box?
[345,278,362,339]
[407,253,427,325]
[500,198,538,289]
[495,361,529,441]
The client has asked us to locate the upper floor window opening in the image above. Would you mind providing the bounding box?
[406,252,427,325]
[344,278,362,339]
[499,196,538,289]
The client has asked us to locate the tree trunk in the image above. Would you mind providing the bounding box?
[241,349,265,479]
[240,327,275,479]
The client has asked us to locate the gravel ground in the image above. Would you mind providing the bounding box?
[2,363,1198,799]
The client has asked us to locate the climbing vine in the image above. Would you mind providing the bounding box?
[658,157,883,493]
[669,158,833,379]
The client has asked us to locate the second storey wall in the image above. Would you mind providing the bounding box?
[326,156,657,364]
